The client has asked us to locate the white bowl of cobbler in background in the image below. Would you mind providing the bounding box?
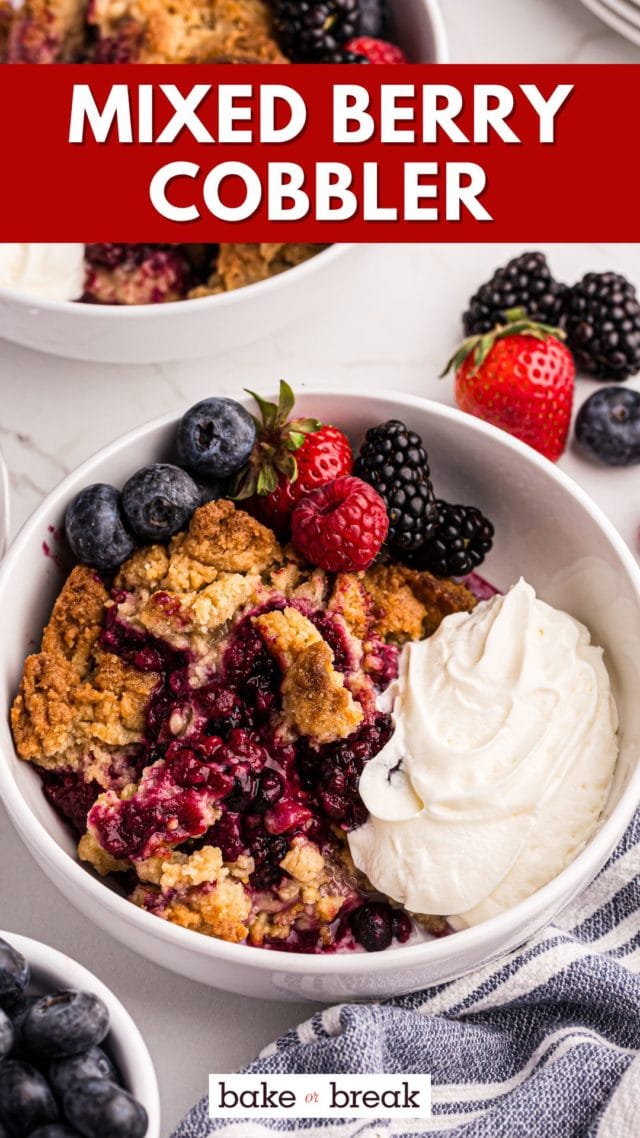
[0,0,448,366]
[0,931,161,1135]
[1,390,640,1003]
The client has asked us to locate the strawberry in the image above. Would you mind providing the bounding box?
[345,36,408,63]
[443,309,576,462]
[235,382,353,534]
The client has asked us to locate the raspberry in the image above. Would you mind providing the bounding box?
[291,476,388,572]
[344,36,407,63]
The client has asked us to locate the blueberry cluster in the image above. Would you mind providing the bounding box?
[355,421,495,578]
[0,938,147,1138]
[65,398,256,572]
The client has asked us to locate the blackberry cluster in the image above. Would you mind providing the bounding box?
[270,0,361,60]
[463,252,567,337]
[564,272,640,382]
[355,420,438,553]
[269,0,389,61]
[407,501,495,579]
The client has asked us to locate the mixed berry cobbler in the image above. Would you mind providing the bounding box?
[11,500,476,953]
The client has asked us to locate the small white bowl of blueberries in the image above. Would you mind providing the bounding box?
[0,933,160,1138]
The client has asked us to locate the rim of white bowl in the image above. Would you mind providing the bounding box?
[423,0,449,62]
[1,390,638,979]
[0,446,10,559]
[0,930,161,1136]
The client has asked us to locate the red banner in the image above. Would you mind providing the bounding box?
[0,63,636,241]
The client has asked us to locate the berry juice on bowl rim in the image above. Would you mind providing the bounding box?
[3,384,637,1004]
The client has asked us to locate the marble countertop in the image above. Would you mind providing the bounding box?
[1,4,640,1136]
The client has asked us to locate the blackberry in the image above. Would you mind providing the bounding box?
[463,252,567,336]
[322,49,368,62]
[271,0,360,61]
[407,500,494,578]
[249,833,289,888]
[355,420,438,553]
[564,272,640,382]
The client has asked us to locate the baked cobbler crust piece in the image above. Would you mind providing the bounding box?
[88,0,285,61]
[188,245,324,298]
[12,501,476,952]
[6,0,88,61]
[5,0,284,61]
[12,566,157,770]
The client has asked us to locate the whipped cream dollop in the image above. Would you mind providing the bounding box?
[0,245,85,301]
[348,579,619,927]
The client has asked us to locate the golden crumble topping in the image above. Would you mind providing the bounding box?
[365,563,476,642]
[174,499,281,575]
[189,244,323,297]
[115,546,169,592]
[89,0,285,62]
[41,565,108,675]
[11,566,157,767]
[253,607,322,669]
[157,878,252,942]
[282,640,363,744]
[328,574,372,641]
[78,831,131,877]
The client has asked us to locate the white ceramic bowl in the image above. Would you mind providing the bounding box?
[1,390,639,1004]
[0,445,10,559]
[0,930,161,1135]
[0,0,448,366]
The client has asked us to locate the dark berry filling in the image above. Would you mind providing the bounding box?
[298,715,394,831]
[42,771,104,835]
[47,590,417,952]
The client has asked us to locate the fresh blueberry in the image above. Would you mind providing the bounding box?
[349,902,393,952]
[121,464,200,542]
[23,991,109,1060]
[575,387,640,466]
[0,1060,59,1136]
[29,1129,81,1138]
[63,1079,148,1138]
[65,485,135,572]
[0,940,29,1007]
[4,995,38,1058]
[191,474,230,506]
[177,397,256,478]
[0,1009,14,1060]
[49,1045,117,1099]
[359,0,390,36]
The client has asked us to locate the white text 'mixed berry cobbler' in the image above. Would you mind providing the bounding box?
[68,81,575,146]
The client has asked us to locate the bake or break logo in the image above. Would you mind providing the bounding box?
[208,1074,432,1120]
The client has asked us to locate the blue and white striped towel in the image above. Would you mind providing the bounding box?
[173,810,640,1138]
